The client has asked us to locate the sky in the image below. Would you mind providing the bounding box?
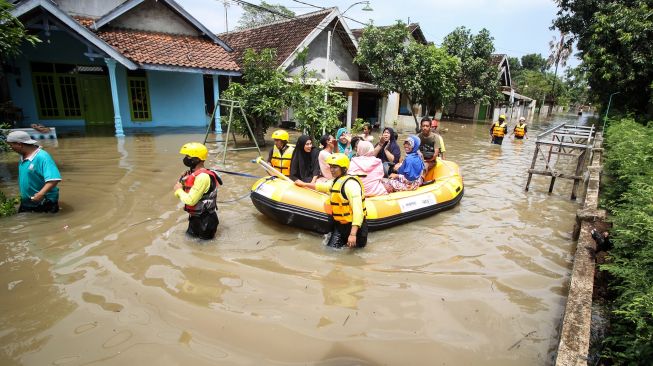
[176,0,580,69]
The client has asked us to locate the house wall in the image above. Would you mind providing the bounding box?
[110,0,199,36]
[57,0,125,18]
[136,70,206,127]
[7,30,207,129]
[286,30,358,81]
[7,30,108,127]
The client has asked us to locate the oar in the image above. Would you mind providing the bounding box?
[213,169,261,179]
[253,157,293,182]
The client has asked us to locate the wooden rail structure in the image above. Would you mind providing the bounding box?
[525,124,596,200]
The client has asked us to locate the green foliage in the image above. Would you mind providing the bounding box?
[442,26,502,114]
[355,22,459,131]
[0,190,18,217]
[236,1,294,29]
[351,118,366,134]
[288,78,347,142]
[600,118,653,363]
[0,0,40,59]
[222,48,292,145]
[0,123,11,152]
[521,53,548,72]
[554,0,653,118]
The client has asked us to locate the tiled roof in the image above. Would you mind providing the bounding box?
[490,54,507,67]
[219,9,332,68]
[73,16,239,72]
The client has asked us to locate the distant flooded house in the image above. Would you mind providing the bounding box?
[445,54,534,122]
[220,8,381,131]
[6,0,239,136]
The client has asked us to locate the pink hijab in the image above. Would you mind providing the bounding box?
[357,140,375,157]
[349,141,387,196]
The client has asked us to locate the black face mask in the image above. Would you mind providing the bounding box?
[183,156,201,168]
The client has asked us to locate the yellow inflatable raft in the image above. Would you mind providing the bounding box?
[250,158,464,233]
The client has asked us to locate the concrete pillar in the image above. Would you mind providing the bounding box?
[379,96,387,131]
[346,91,353,130]
[104,58,124,137]
[212,75,222,133]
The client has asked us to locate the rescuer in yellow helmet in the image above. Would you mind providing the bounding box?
[490,114,509,145]
[510,116,528,140]
[267,129,295,176]
[173,142,221,239]
[295,153,368,248]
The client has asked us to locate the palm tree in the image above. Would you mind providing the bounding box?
[547,32,572,113]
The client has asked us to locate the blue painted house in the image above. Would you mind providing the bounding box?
[6,0,240,136]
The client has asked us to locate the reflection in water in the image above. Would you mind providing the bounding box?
[0,116,590,365]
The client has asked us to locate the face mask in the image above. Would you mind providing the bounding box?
[183,156,200,168]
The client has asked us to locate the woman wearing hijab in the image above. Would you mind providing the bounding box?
[289,135,320,184]
[336,127,353,158]
[348,141,388,197]
[373,127,401,176]
[382,135,424,193]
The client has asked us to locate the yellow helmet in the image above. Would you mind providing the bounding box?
[326,153,350,170]
[179,142,208,161]
[271,130,289,141]
[499,114,506,120]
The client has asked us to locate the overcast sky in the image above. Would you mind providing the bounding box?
[177,0,580,69]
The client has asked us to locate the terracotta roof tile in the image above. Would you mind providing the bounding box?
[219,9,331,68]
[97,29,239,71]
[72,16,239,72]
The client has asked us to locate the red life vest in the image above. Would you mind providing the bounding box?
[180,168,220,216]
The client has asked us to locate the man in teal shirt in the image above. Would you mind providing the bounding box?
[6,131,61,213]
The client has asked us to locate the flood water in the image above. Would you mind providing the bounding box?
[0,113,594,365]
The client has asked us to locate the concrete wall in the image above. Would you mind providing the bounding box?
[110,0,199,36]
[286,30,358,81]
[137,70,205,127]
[57,0,125,18]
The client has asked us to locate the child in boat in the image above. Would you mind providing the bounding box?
[382,135,424,193]
[348,141,388,197]
[359,123,374,143]
[317,134,335,181]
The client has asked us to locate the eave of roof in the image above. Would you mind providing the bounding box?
[92,0,233,52]
[10,0,138,70]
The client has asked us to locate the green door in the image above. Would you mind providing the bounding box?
[477,104,489,121]
[80,75,113,125]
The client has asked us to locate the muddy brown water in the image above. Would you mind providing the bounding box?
[0,114,594,365]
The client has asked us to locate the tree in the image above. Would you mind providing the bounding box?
[355,22,459,131]
[564,65,590,107]
[546,32,572,106]
[521,53,548,73]
[236,1,294,29]
[288,49,348,141]
[554,0,653,118]
[442,26,502,117]
[222,49,292,146]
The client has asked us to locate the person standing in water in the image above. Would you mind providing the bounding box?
[490,115,509,145]
[510,117,528,140]
[295,153,368,249]
[174,142,221,240]
[6,131,61,213]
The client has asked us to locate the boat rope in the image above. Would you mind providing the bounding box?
[217,192,251,204]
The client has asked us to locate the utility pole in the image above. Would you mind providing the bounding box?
[223,0,229,33]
